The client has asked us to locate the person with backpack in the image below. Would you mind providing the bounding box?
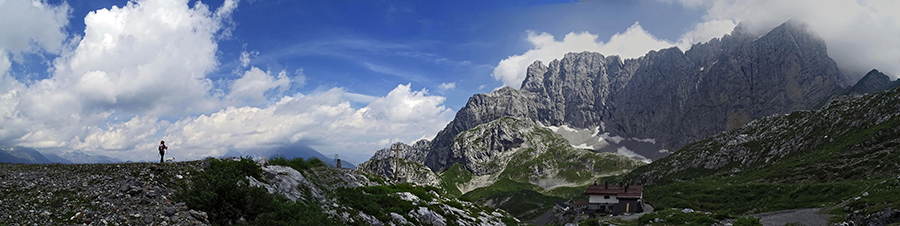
[158,140,167,163]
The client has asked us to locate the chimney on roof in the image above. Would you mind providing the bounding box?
[625,184,629,193]
[604,181,608,189]
[593,181,597,185]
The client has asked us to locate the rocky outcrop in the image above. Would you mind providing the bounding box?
[357,157,441,187]
[358,140,441,186]
[368,140,432,164]
[424,20,846,172]
[248,165,325,202]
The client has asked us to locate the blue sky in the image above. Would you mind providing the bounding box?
[1,0,898,163]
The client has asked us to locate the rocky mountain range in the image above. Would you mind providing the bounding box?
[356,20,900,224]
[223,143,358,169]
[422,20,847,172]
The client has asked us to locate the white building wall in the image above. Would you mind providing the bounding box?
[588,195,617,204]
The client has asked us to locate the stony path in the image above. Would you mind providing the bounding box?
[752,208,831,226]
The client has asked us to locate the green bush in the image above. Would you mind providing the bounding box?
[178,157,337,226]
[307,158,325,167]
[335,183,439,222]
[269,156,326,171]
[734,216,762,226]
[179,157,264,224]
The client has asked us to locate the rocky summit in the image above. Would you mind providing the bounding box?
[423,20,847,172]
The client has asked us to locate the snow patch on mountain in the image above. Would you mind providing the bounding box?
[541,123,661,162]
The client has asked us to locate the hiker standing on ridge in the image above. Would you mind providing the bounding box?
[158,140,167,163]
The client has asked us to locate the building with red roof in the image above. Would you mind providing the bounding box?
[582,182,644,215]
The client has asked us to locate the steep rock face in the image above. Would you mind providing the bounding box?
[425,88,544,172]
[424,20,846,172]
[639,21,845,146]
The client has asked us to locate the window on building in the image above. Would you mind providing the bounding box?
[604,196,610,199]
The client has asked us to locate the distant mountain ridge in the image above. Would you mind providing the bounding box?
[845,69,900,95]
[423,20,847,172]
[224,143,357,169]
[0,147,52,164]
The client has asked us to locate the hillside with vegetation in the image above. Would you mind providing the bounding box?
[362,117,645,222]
[622,86,900,225]
[0,157,524,226]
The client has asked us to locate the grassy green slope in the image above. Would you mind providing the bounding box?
[622,87,900,218]
[439,164,474,197]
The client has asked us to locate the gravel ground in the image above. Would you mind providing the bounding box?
[614,203,655,221]
[752,208,831,226]
[0,161,210,226]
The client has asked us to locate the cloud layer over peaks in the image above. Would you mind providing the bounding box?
[666,0,900,77]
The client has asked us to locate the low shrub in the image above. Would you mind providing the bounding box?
[734,216,762,226]
[269,156,326,171]
[178,157,336,225]
[335,183,439,222]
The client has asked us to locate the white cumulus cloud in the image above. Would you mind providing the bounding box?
[492,22,675,88]
[0,0,69,58]
[228,67,291,106]
[438,82,456,91]
[0,0,241,156]
[163,84,453,161]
